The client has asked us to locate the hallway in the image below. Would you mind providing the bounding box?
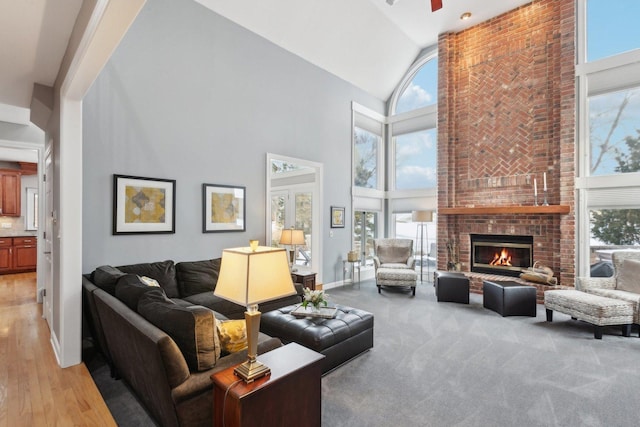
[0,272,115,426]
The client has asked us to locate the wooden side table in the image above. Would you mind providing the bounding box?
[291,271,317,290]
[211,343,324,427]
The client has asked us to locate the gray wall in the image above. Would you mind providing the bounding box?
[82,0,383,283]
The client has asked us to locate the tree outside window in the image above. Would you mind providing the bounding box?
[354,127,379,189]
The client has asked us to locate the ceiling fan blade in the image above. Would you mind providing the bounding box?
[431,0,443,12]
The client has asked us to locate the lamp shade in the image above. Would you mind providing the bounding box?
[214,246,296,306]
[279,228,305,245]
[412,210,433,222]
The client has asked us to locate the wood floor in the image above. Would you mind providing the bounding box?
[0,272,116,426]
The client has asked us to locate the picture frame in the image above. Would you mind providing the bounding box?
[331,206,345,228]
[113,174,176,235]
[202,183,246,233]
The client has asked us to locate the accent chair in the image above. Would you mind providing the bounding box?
[373,238,417,296]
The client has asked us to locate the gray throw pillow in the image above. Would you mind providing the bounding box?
[117,260,180,298]
[92,265,126,295]
[175,258,221,297]
[616,259,640,294]
[115,274,166,311]
[138,289,220,371]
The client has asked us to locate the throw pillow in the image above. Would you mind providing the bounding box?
[92,265,126,295]
[115,274,167,311]
[139,275,160,287]
[138,289,221,371]
[117,260,180,298]
[217,319,248,355]
[175,258,222,297]
[616,259,640,294]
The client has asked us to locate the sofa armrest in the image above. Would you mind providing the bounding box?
[575,276,616,292]
[407,256,416,269]
[373,256,380,270]
[171,336,282,405]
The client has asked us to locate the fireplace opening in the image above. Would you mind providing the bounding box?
[470,234,533,277]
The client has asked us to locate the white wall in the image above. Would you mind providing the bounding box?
[82,0,384,283]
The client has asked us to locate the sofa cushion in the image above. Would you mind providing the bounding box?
[175,258,221,298]
[138,289,220,371]
[182,292,245,318]
[92,265,127,295]
[617,259,640,294]
[117,260,180,298]
[115,274,167,311]
[216,319,247,356]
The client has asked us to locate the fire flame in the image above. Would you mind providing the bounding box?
[489,248,512,266]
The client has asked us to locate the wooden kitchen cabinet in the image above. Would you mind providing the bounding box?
[0,170,21,217]
[0,237,37,274]
[0,238,12,272]
[13,237,37,271]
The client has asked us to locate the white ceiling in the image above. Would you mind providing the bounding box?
[0,0,83,124]
[0,0,532,125]
[194,0,533,100]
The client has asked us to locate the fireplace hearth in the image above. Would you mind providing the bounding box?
[470,234,533,277]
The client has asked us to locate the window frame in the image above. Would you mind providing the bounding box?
[576,0,640,276]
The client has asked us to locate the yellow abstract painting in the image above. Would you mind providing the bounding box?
[211,193,238,223]
[124,186,166,223]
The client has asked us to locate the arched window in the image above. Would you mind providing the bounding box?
[392,54,438,115]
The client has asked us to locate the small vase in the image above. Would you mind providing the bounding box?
[311,304,320,313]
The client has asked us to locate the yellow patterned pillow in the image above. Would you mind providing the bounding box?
[216,319,247,355]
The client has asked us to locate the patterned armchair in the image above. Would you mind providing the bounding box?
[373,239,417,296]
[576,250,640,324]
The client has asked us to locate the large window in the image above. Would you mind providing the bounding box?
[395,128,437,190]
[354,127,380,189]
[577,0,640,276]
[586,0,640,62]
[353,211,378,267]
[589,87,640,176]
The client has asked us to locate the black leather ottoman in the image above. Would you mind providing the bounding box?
[434,271,470,304]
[260,304,374,374]
[483,280,537,317]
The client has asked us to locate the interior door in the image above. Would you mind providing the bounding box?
[43,146,53,326]
[271,186,313,270]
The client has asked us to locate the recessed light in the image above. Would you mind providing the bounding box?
[460,12,472,20]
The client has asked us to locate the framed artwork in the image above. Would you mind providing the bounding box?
[331,206,345,228]
[113,175,176,235]
[202,183,246,233]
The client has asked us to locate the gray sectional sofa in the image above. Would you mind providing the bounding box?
[82,258,304,427]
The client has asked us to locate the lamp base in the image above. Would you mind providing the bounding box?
[234,359,271,383]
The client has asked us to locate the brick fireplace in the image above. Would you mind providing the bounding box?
[436,0,576,301]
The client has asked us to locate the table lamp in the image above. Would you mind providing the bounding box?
[214,245,296,382]
[279,227,305,271]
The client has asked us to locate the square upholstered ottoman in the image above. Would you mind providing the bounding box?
[483,280,537,317]
[260,304,374,374]
[434,271,470,304]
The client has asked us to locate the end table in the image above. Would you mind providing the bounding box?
[291,271,317,290]
[211,343,324,427]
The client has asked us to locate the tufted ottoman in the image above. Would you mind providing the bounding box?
[260,304,374,374]
[544,289,634,339]
[376,267,417,296]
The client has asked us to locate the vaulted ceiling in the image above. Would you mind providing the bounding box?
[0,0,532,125]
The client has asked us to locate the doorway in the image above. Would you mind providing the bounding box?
[266,153,323,280]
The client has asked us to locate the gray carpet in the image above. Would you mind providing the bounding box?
[89,279,640,426]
